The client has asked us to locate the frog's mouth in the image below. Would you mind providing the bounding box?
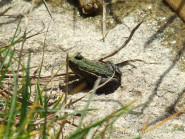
[69,60,85,76]
[69,61,78,73]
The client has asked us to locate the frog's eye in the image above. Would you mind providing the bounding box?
[75,53,83,60]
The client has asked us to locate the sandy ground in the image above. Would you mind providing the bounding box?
[0,0,185,138]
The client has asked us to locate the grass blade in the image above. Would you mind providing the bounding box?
[20,52,31,126]
[0,50,15,83]
[4,62,18,138]
[43,93,48,139]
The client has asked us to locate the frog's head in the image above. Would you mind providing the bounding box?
[69,53,84,65]
[73,53,83,61]
[69,53,85,74]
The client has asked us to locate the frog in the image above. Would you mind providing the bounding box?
[69,53,122,93]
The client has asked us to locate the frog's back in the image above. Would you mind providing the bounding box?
[79,58,113,77]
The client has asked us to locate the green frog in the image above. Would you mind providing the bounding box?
[69,53,121,93]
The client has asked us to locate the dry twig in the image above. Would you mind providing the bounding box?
[99,21,143,61]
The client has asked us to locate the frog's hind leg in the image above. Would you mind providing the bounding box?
[96,77,120,95]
